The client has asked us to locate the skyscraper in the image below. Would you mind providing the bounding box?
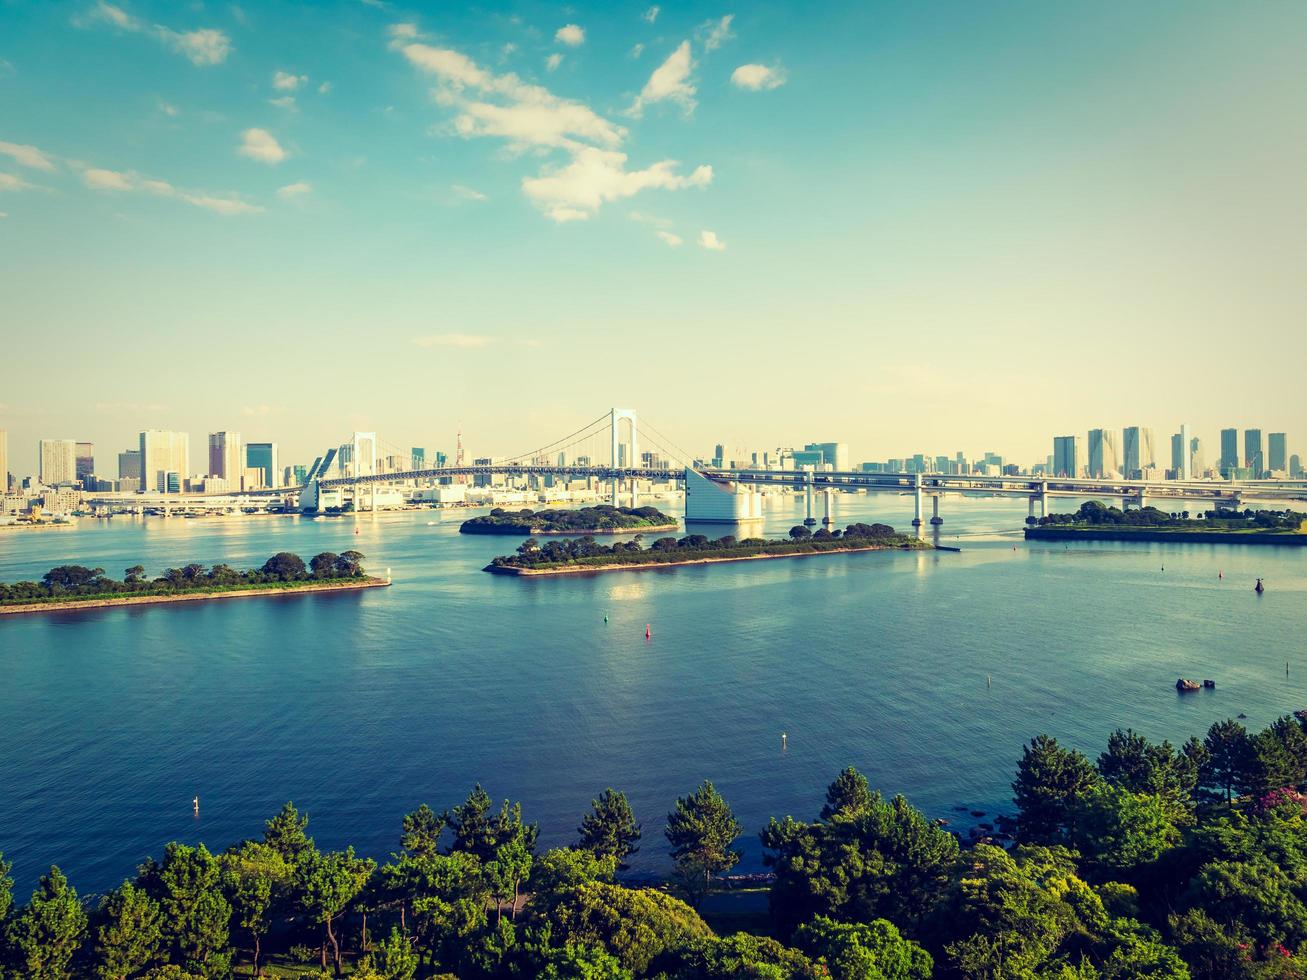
[1087,429,1119,479]
[208,432,243,483]
[39,439,77,486]
[1220,428,1239,474]
[118,449,142,481]
[140,430,189,492]
[1244,429,1264,476]
[1178,424,1191,480]
[1190,436,1205,476]
[1268,433,1288,474]
[412,447,425,470]
[246,443,279,489]
[806,442,850,471]
[1053,436,1079,477]
[1122,426,1155,479]
[75,442,94,485]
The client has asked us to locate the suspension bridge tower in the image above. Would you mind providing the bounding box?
[610,408,638,507]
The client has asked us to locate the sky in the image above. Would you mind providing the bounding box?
[1,0,1305,477]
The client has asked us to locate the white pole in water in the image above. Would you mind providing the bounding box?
[193,796,199,814]
[781,732,788,749]
[386,567,392,583]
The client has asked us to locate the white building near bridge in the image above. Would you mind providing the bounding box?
[683,467,764,523]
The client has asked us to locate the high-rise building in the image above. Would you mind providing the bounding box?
[38,439,77,487]
[1190,436,1205,476]
[75,442,94,485]
[1292,455,1303,479]
[1052,436,1079,477]
[1220,428,1239,474]
[208,432,243,483]
[1174,424,1191,480]
[1087,428,1119,479]
[1122,426,1155,479]
[412,447,425,470]
[0,429,8,492]
[140,430,189,492]
[1268,433,1288,474]
[118,449,142,481]
[805,442,850,471]
[246,442,279,489]
[1244,428,1264,476]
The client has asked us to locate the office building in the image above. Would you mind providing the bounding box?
[1220,428,1239,474]
[246,442,279,489]
[1244,428,1263,476]
[1087,428,1119,479]
[412,447,425,469]
[39,439,78,487]
[1292,455,1303,479]
[1052,436,1079,477]
[140,430,189,493]
[1190,436,1205,476]
[1170,424,1192,480]
[1122,426,1155,479]
[118,449,142,482]
[208,432,243,483]
[1268,433,1288,474]
[75,442,94,485]
[804,442,849,472]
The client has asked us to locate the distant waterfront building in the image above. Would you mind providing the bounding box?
[292,464,308,484]
[118,449,143,482]
[1292,454,1303,478]
[140,430,189,493]
[1268,433,1287,474]
[246,442,279,489]
[1190,436,1205,477]
[805,442,850,471]
[208,431,243,483]
[1087,428,1120,479]
[1219,428,1239,476]
[1170,424,1192,480]
[792,449,823,468]
[1244,428,1263,476]
[1052,436,1079,478]
[75,442,94,485]
[412,447,425,470]
[1122,426,1155,479]
[242,466,265,491]
[38,439,78,487]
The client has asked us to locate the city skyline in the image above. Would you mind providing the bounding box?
[2,1,1306,463]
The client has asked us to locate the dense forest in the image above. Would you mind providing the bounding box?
[5,712,1307,978]
[1030,502,1304,530]
[460,507,678,535]
[487,522,925,572]
[0,552,368,605]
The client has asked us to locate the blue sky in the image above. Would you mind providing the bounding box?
[1,0,1305,475]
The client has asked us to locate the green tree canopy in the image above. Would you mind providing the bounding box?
[664,781,743,906]
[577,789,642,867]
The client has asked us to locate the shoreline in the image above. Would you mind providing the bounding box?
[462,522,679,536]
[0,577,391,616]
[1025,527,1307,546]
[485,542,932,576]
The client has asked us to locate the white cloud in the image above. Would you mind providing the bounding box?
[81,165,262,214]
[242,404,274,417]
[277,181,312,198]
[0,173,34,192]
[452,184,488,201]
[523,146,711,222]
[273,70,307,91]
[644,6,660,23]
[699,14,735,51]
[731,63,786,91]
[0,141,56,171]
[630,43,644,58]
[656,230,682,246]
[158,100,180,117]
[238,128,286,164]
[413,334,493,349]
[627,40,695,117]
[268,96,296,110]
[318,81,332,94]
[0,212,7,219]
[628,210,672,227]
[698,229,726,251]
[546,53,563,72]
[555,24,585,47]
[388,22,419,40]
[81,3,232,66]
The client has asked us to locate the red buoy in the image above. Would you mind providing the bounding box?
[645,624,652,639]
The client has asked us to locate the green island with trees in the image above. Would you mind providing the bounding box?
[6,712,1307,977]
[484,522,931,575]
[460,506,679,536]
[0,551,386,614]
[1025,502,1307,545]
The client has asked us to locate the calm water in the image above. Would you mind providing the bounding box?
[1,494,1303,895]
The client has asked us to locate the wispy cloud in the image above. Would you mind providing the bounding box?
[699,14,735,52]
[554,24,585,47]
[698,229,726,251]
[276,181,312,198]
[644,6,660,23]
[0,141,56,171]
[80,3,232,66]
[452,184,488,202]
[630,43,644,59]
[413,334,494,349]
[546,52,563,72]
[273,70,307,91]
[238,128,286,164]
[656,230,682,247]
[731,63,786,91]
[81,166,263,214]
[627,41,695,117]
[0,173,36,192]
[523,147,710,223]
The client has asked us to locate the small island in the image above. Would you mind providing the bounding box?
[460,504,679,536]
[1025,502,1307,545]
[0,551,389,615]
[485,521,931,575]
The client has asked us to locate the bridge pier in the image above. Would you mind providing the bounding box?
[930,494,943,525]
[1039,481,1049,519]
[821,489,833,526]
[912,474,923,527]
[803,472,816,526]
[1028,496,1037,520]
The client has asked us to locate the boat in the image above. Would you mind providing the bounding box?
[1176,678,1201,692]
[1255,578,1265,594]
